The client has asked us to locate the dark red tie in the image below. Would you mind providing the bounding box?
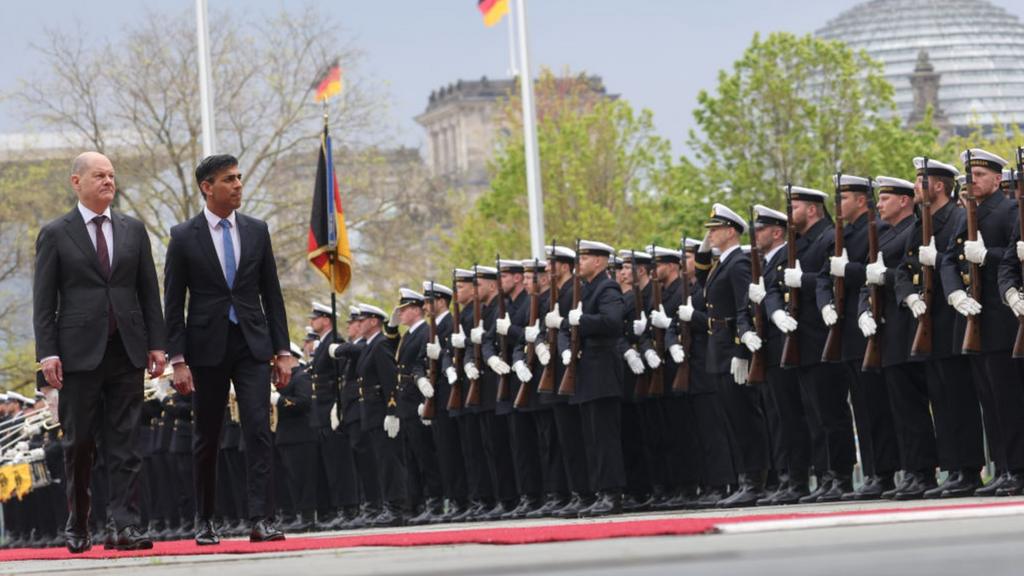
[92,215,116,335]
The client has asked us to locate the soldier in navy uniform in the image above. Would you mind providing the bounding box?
[895,157,984,499]
[816,175,901,500]
[943,148,1024,497]
[165,389,195,537]
[856,176,940,499]
[272,343,317,531]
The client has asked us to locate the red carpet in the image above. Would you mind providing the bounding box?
[3,500,1022,561]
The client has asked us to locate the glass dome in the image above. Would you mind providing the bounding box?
[816,0,1024,130]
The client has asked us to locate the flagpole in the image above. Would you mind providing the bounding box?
[195,0,217,157]
[514,0,545,259]
[506,1,518,76]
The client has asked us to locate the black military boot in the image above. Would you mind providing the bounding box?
[842,474,892,501]
[883,473,913,499]
[369,503,405,528]
[502,495,541,520]
[553,493,594,519]
[717,473,766,509]
[578,492,622,518]
[975,471,1010,497]
[343,502,380,529]
[526,493,568,519]
[692,486,727,509]
[816,473,853,503]
[893,471,938,500]
[451,499,488,523]
[995,472,1023,496]
[621,492,655,513]
[407,497,443,526]
[924,471,961,499]
[799,471,835,504]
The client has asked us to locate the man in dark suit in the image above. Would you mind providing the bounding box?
[163,154,295,544]
[33,151,166,553]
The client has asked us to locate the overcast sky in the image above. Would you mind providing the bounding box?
[0,0,1016,154]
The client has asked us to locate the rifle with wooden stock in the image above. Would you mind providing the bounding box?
[447,269,464,412]
[862,179,883,371]
[780,184,801,368]
[422,281,437,419]
[648,245,665,396]
[822,173,844,363]
[514,258,541,408]
[961,150,983,355]
[538,241,558,394]
[495,254,511,403]
[557,239,581,397]
[672,238,693,392]
[631,250,651,399]
[1014,147,1024,359]
[910,158,934,359]
[465,264,483,407]
[747,216,767,385]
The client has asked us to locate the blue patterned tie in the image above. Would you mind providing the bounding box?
[219,219,238,324]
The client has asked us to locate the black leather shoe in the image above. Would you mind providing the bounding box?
[757,481,788,506]
[553,493,593,519]
[938,471,980,499]
[407,498,444,526]
[924,471,960,499]
[65,532,92,554]
[525,494,568,519]
[842,475,892,501]
[578,492,622,518]
[284,512,313,533]
[883,473,913,499]
[342,504,379,529]
[480,500,512,522]
[195,520,220,546]
[773,480,810,505]
[502,495,541,520]
[451,500,488,523]
[717,474,766,509]
[995,472,1023,496]
[800,472,836,504]
[114,525,153,551]
[975,472,1010,497]
[369,504,405,528]
[692,486,727,509]
[816,475,853,503]
[893,471,938,500]
[621,493,655,513]
[250,518,285,542]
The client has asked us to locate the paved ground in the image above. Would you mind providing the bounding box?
[5,497,1024,576]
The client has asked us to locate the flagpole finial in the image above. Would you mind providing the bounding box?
[323,100,329,129]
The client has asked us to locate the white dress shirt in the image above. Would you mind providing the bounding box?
[78,202,113,267]
[764,242,786,265]
[203,206,240,283]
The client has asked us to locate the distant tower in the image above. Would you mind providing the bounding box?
[908,50,952,138]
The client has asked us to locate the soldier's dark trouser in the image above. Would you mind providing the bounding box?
[641,399,670,490]
[366,424,407,507]
[764,366,812,476]
[760,380,786,475]
[846,362,901,478]
[278,442,317,515]
[480,411,519,503]
[344,420,380,505]
[152,452,178,525]
[430,411,467,503]
[983,354,1024,472]
[689,391,736,487]
[402,416,443,508]
[533,408,568,495]
[885,362,938,473]
[663,395,702,489]
[620,401,652,495]
[173,451,195,524]
[316,427,359,511]
[797,362,856,476]
[971,356,1005,474]
[456,412,493,502]
[509,410,542,497]
[550,401,591,495]
[926,357,984,471]
[714,372,771,475]
[579,397,626,493]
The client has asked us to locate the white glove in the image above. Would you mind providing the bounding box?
[918,237,937,267]
[904,293,927,318]
[426,337,442,360]
[487,355,511,375]
[330,404,341,431]
[463,361,480,380]
[866,252,887,285]
[623,349,645,375]
[650,305,671,329]
[632,312,648,336]
[545,308,563,329]
[829,248,849,278]
[328,342,342,358]
[470,321,484,344]
[445,366,458,385]
[512,360,533,382]
[270,391,281,405]
[1017,240,1024,262]
[699,232,712,253]
[496,313,511,336]
[1006,288,1024,317]
[416,376,435,399]
[643,348,662,369]
[416,403,432,426]
[388,307,400,329]
[669,344,685,364]
[525,321,541,343]
[730,357,749,385]
[821,304,839,327]
[451,329,466,349]
[568,303,583,326]
[964,230,987,265]
[740,331,762,352]
[677,297,694,322]
[748,278,766,304]
[784,261,804,288]
[535,342,551,366]
[948,289,982,316]
[771,310,798,333]
[561,349,572,366]
[858,312,877,338]
[383,414,400,438]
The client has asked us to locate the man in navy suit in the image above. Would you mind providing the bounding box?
[163,154,295,544]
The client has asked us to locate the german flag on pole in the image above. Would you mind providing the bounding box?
[312,59,342,103]
[478,0,509,27]
[307,125,352,294]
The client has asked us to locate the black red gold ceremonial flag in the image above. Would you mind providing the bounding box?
[307,126,352,293]
[312,60,342,103]
[478,0,509,27]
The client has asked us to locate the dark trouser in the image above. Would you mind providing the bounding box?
[430,410,467,502]
[456,412,493,502]
[173,451,195,525]
[885,362,937,473]
[365,422,407,507]
[620,401,652,495]
[846,362,900,478]
[533,409,567,495]
[663,395,702,489]
[983,354,1024,472]
[225,447,248,518]
[509,410,542,497]
[152,452,179,525]
[59,336,143,534]
[214,447,235,520]
[278,442,317,514]
[971,356,1005,472]
[579,397,626,493]
[192,324,273,520]
[273,445,291,517]
[641,399,670,490]
[689,391,736,487]
[926,356,984,471]
[551,402,590,495]
[715,372,771,475]
[797,362,856,476]
[764,366,811,476]
[344,420,380,506]
[316,427,358,511]
[480,411,518,503]
[402,416,443,508]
